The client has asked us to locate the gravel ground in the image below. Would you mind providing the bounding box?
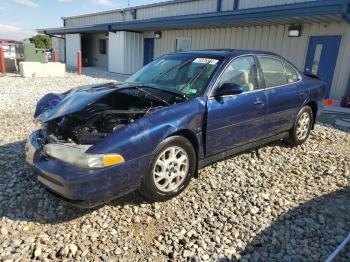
[0,72,350,262]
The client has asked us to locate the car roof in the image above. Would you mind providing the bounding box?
[175,49,279,58]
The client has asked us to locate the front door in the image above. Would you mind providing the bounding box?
[305,35,341,98]
[206,56,267,156]
[144,38,154,66]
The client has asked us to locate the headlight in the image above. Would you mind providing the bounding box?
[43,143,125,169]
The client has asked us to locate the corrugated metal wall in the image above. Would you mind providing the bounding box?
[239,0,317,9]
[63,0,324,27]
[152,21,350,98]
[65,11,130,27]
[124,32,143,74]
[137,0,216,20]
[108,32,124,73]
[64,0,237,27]
[65,34,80,68]
[52,37,65,62]
[108,31,143,74]
[221,0,234,11]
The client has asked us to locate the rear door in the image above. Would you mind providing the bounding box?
[257,55,306,134]
[206,55,267,156]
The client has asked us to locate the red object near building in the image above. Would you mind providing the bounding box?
[0,39,20,44]
[0,47,6,77]
[324,99,334,106]
[77,51,82,75]
[53,50,58,62]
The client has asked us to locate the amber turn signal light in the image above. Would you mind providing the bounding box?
[103,154,125,167]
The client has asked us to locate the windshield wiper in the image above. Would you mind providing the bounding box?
[135,85,170,106]
[138,84,189,101]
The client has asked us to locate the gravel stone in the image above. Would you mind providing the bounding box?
[69,243,78,256]
[0,71,349,261]
[34,246,42,258]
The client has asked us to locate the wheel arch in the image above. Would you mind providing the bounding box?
[306,101,318,129]
[168,129,200,177]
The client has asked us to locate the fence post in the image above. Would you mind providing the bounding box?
[53,50,58,62]
[77,51,82,75]
[0,47,6,77]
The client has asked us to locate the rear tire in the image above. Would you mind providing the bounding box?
[139,136,196,202]
[284,106,313,146]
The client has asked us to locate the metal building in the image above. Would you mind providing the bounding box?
[38,0,350,99]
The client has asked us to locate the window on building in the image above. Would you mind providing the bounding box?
[284,62,300,84]
[176,37,191,52]
[99,39,107,55]
[311,44,323,75]
[218,56,259,92]
[258,56,288,88]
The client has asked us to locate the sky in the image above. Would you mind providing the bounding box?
[0,0,165,40]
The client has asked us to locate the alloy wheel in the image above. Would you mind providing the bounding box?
[296,112,310,140]
[153,146,189,192]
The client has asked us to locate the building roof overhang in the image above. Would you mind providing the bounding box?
[38,0,350,35]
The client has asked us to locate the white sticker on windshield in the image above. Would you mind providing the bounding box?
[193,58,219,65]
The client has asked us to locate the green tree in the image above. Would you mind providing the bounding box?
[30,35,52,49]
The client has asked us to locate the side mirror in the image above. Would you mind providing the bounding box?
[215,83,244,97]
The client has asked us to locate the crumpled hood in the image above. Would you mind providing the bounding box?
[35,82,132,122]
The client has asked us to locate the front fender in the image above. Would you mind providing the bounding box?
[87,97,206,160]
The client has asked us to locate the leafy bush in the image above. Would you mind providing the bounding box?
[30,35,52,49]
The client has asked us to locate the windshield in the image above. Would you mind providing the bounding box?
[125,54,222,97]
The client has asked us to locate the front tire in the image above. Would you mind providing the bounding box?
[285,106,313,146]
[140,136,196,202]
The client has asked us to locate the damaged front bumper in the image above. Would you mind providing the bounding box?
[25,130,150,207]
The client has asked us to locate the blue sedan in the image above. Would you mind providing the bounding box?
[26,50,325,207]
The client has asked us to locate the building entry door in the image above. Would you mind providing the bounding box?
[144,38,154,65]
[304,35,341,98]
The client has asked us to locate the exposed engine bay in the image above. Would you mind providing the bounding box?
[42,89,167,145]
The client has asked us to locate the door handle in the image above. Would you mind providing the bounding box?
[254,100,265,106]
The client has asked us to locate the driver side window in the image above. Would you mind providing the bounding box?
[218,56,259,92]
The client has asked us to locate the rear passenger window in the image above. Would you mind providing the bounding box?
[284,62,300,83]
[258,56,288,88]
